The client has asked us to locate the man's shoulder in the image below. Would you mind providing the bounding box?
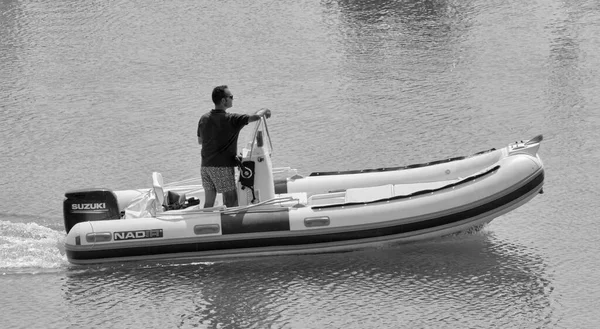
[199,110,214,121]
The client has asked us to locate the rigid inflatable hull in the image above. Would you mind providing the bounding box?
[65,154,544,265]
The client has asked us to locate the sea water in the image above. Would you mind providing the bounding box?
[1,0,600,328]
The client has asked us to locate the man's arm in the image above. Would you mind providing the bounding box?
[248,108,272,123]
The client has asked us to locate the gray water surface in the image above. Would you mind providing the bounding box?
[1,0,599,328]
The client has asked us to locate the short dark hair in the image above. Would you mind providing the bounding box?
[212,85,228,104]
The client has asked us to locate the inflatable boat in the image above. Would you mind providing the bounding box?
[63,119,545,265]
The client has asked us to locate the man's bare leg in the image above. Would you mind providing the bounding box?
[204,189,217,208]
[223,190,238,207]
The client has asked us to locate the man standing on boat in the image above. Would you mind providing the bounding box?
[197,85,272,208]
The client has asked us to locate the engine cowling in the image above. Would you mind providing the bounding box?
[63,189,121,233]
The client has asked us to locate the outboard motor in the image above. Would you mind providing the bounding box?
[63,188,121,233]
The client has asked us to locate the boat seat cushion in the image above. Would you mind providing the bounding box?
[344,179,460,203]
[166,191,187,210]
[345,185,394,203]
[152,172,165,212]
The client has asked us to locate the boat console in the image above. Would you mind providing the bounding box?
[236,117,276,206]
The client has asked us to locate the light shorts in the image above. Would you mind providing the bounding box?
[201,166,236,192]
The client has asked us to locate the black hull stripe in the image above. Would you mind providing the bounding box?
[67,170,544,262]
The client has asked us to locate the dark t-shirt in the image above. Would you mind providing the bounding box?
[197,109,250,167]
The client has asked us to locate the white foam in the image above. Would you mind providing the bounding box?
[0,220,69,272]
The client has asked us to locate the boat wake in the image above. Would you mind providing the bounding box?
[0,220,69,274]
